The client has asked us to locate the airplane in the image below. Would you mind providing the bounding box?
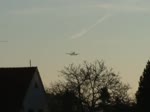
[66,52,79,56]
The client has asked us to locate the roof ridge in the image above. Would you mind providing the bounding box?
[0,66,37,69]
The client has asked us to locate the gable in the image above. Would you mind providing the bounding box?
[22,69,49,112]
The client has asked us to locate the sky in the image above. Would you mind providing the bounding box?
[0,0,150,95]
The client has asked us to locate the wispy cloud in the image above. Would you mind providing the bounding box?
[95,2,150,12]
[70,14,112,39]
[9,7,53,15]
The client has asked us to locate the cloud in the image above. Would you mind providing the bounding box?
[95,2,150,12]
[9,7,53,15]
[70,14,112,39]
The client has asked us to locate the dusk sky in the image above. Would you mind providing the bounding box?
[1,0,150,94]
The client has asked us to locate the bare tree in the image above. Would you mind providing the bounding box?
[60,60,131,112]
[46,81,67,95]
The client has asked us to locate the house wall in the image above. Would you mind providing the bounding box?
[22,70,49,112]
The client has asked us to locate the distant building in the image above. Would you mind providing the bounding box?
[0,67,49,112]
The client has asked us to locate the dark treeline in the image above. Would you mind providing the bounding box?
[136,60,150,112]
[46,60,150,112]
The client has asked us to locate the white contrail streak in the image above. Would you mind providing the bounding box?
[0,40,8,42]
[70,14,112,39]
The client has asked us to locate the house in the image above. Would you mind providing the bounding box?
[0,67,49,112]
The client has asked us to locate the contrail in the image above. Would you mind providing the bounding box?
[70,14,112,39]
[0,40,8,42]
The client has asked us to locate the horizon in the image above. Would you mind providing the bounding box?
[1,0,150,95]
